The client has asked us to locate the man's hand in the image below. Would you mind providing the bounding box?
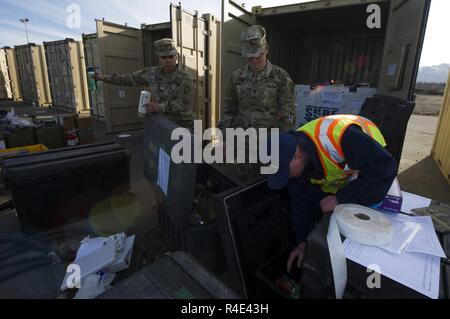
[320,195,339,214]
[147,102,160,113]
[287,242,306,273]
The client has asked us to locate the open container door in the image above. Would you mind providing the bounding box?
[377,0,431,101]
[96,20,144,134]
[220,0,256,118]
[361,0,431,163]
[170,4,208,128]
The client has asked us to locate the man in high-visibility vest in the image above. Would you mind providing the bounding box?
[266,115,398,273]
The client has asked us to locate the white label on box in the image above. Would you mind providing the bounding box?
[320,91,344,107]
[387,63,397,77]
[118,90,125,98]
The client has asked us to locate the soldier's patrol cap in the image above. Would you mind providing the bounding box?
[241,25,268,58]
[154,38,178,57]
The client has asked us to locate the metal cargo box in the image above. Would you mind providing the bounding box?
[0,48,13,100]
[82,33,105,121]
[3,47,22,101]
[14,43,52,106]
[143,114,237,273]
[431,71,450,186]
[44,39,90,115]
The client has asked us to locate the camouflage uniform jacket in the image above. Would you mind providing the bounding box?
[104,65,194,128]
[223,60,295,131]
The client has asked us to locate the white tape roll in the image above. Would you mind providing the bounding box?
[327,204,394,299]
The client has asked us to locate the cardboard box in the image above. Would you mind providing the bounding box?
[295,85,377,126]
[77,128,95,145]
[295,85,320,127]
[35,115,58,126]
[76,116,93,130]
[338,87,377,115]
[5,127,36,148]
[34,125,64,149]
[104,235,135,273]
[55,114,76,133]
[379,177,403,213]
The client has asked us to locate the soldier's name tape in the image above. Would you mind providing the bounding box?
[327,204,394,298]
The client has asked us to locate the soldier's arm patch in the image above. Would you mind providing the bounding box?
[183,85,191,95]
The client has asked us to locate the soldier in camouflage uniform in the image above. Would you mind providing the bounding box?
[222,25,296,132]
[95,38,194,128]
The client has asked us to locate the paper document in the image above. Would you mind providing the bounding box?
[157,148,171,196]
[343,240,441,299]
[401,191,431,215]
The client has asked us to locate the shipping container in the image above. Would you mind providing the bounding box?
[221,0,430,162]
[14,43,52,106]
[431,71,450,186]
[44,39,90,115]
[89,0,429,148]
[3,47,22,101]
[222,0,429,101]
[86,3,220,134]
[82,33,105,121]
[0,48,13,99]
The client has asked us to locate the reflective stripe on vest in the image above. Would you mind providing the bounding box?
[298,115,387,194]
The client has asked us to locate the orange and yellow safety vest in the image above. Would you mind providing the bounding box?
[298,115,387,194]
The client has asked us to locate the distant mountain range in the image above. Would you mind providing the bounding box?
[417,63,450,83]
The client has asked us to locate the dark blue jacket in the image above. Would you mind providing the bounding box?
[288,124,398,243]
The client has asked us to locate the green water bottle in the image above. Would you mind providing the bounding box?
[87,66,97,91]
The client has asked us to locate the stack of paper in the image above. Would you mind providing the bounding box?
[343,211,445,299]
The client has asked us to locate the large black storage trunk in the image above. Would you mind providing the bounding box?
[214,180,291,298]
[144,115,241,274]
[299,214,447,299]
[2,143,130,234]
[97,251,238,299]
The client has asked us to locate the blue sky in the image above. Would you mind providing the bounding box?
[0,0,448,67]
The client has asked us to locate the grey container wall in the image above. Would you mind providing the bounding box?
[44,39,90,115]
[82,33,105,121]
[14,43,52,106]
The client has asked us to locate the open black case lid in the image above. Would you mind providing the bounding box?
[2,143,130,187]
[214,179,291,298]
